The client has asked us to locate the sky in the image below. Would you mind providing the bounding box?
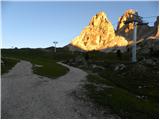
[1,1,159,48]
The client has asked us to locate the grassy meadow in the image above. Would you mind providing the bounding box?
[81,51,158,118]
[1,48,74,78]
[1,57,20,74]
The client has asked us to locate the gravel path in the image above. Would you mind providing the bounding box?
[1,60,119,119]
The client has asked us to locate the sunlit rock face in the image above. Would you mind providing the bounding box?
[116,9,146,40]
[146,16,159,40]
[153,16,159,38]
[117,9,138,33]
[71,11,128,51]
[116,9,159,41]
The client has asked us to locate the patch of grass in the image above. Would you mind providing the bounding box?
[86,51,130,64]
[32,59,69,79]
[84,74,158,119]
[56,50,158,118]
[87,74,114,86]
[1,49,69,78]
[1,57,19,74]
[99,63,159,103]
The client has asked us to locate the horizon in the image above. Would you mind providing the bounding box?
[2,1,159,48]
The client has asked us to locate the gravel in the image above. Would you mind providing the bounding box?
[1,60,119,119]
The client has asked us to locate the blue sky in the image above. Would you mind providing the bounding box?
[2,1,159,48]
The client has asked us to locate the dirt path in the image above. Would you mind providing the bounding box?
[1,60,119,119]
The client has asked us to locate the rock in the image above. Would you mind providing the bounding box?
[64,44,85,52]
[145,59,156,65]
[116,9,143,40]
[152,40,159,52]
[132,64,146,72]
[34,64,43,67]
[114,64,126,71]
[153,16,159,38]
[88,114,92,117]
[74,55,87,67]
[136,95,141,99]
[70,11,128,52]
[140,47,150,54]
[138,86,142,89]
[117,9,138,33]
[136,95,147,100]
[1,60,5,67]
[92,64,105,70]
[116,9,158,41]
[1,60,4,64]
[66,10,158,54]
[93,83,114,92]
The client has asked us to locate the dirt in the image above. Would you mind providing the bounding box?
[1,60,119,119]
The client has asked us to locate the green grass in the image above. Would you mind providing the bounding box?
[98,63,159,103]
[2,49,158,118]
[80,51,158,119]
[1,57,19,74]
[86,51,131,64]
[31,59,68,79]
[1,48,70,78]
[85,74,158,119]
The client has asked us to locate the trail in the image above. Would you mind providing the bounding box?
[1,60,118,119]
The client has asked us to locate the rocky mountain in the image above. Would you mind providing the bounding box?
[154,16,159,38]
[66,10,158,53]
[117,9,139,34]
[70,11,128,52]
[147,16,159,39]
[137,16,159,58]
[116,9,159,41]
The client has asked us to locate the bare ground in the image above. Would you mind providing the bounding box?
[1,60,119,119]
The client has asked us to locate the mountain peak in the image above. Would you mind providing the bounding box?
[71,11,128,51]
[96,11,107,18]
[89,11,109,27]
[116,9,159,41]
[117,9,138,31]
[123,9,137,16]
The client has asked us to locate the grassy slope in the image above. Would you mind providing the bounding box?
[1,48,73,78]
[80,51,158,119]
[1,57,19,74]
[85,73,158,118]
